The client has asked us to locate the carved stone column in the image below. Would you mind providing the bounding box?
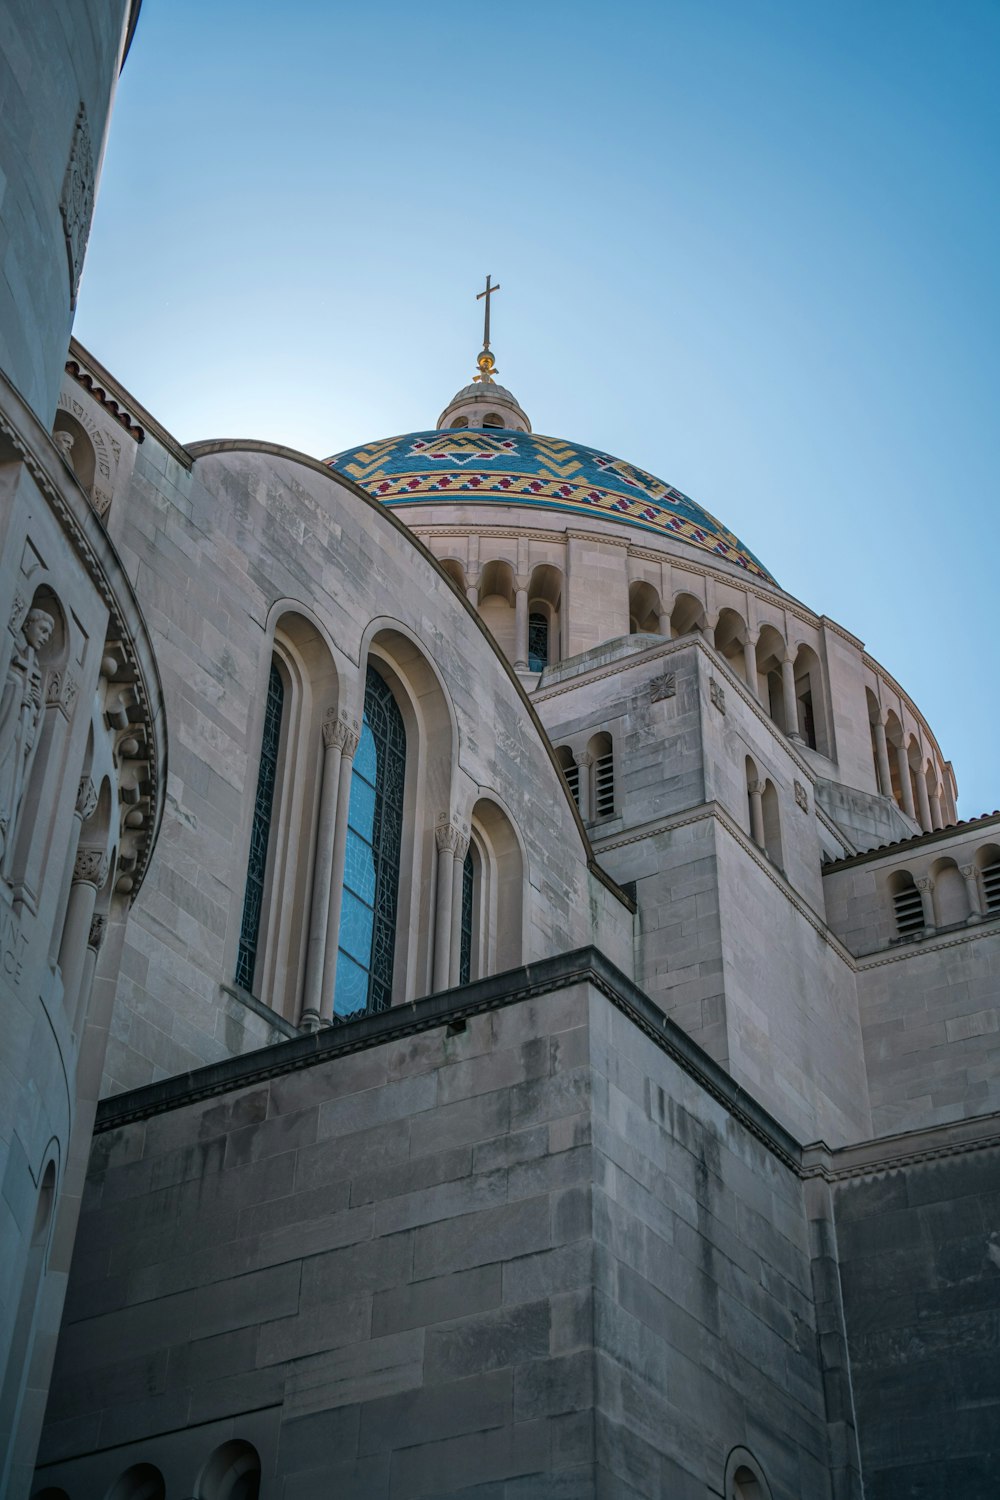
[658,609,672,639]
[915,769,933,833]
[434,820,464,992]
[915,876,936,935]
[514,579,529,671]
[960,865,983,924]
[575,752,593,821]
[465,572,480,609]
[781,656,801,739]
[742,634,759,699]
[449,828,471,986]
[59,846,109,1026]
[318,719,361,1025]
[930,785,944,831]
[301,710,358,1032]
[748,779,766,848]
[873,717,893,800]
[895,742,916,820]
[73,910,107,1031]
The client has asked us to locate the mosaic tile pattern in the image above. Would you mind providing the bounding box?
[328,429,774,581]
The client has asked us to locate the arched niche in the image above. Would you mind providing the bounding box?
[439,558,467,593]
[196,1438,262,1500]
[884,710,905,806]
[361,624,457,1003]
[756,624,787,729]
[762,780,782,868]
[929,857,969,926]
[468,797,524,976]
[670,591,706,638]
[888,867,924,937]
[714,607,748,680]
[52,409,97,498]
[478,559,516,660]
[586,730,615,820]
[555,745,580,807]
[628,579,661,635]
[792,643,831,756]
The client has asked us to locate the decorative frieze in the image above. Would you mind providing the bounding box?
[794,780,809,812]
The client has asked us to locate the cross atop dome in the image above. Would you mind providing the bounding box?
[474,274,500,385]
[436,275,532,432]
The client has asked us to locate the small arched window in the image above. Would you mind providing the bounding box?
[197,1439,261,1500]
[334,665,406,1018]
[890,870,924,937]
[979,848,1000,913]
[450,416,468,428]
[556,746,579,807]
[527,612,549,672]
[235,660,285,992]
[106,1465,166,1500]
[587,732,615,819]
[482,412,504,428]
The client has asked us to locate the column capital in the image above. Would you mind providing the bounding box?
[514,575,530,594]
[574,751,594,769]
[435,818,469,856]
[915,876,934,893]
[73,847,109,889]
[322,708,361,757]
[76,775,99,821]
[959,864,977,881]
[747,778,765,797]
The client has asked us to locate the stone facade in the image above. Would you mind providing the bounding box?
[0,6,998,1497]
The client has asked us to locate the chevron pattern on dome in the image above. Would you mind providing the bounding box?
[327,430,774,582]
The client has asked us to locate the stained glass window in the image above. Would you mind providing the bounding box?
[235,661,284,991]
[528,612,549,672]
[459,845,474,985]
[334,666,406,1018]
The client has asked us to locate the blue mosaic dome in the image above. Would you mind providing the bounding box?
[327,429,774,583]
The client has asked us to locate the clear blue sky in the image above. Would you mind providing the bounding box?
[77,0,999,816]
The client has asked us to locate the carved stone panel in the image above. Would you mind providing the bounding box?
[60,103,95,307]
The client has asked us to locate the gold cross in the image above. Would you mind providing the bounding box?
[476,274,500,350]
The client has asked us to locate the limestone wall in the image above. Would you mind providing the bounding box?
[537,635,871,1146]
[836,1144,1000,1500]
[35,954,842,1499]
[95,435,624,1092]
[0,1,133,426]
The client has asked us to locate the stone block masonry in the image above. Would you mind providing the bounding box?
[34,951,851,1498]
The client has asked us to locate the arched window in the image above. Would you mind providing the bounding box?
[628,580,661,635]
[334,666,406,1018]
[977,844,1000,913]
[890,870,924,937]
[556,746,579,807]
[235,660,284,991]
[725,1448,772,1500]
[527,612,549,672]
[590,733,615,819]
[105,1464,166,1500]
[459,844,474,984]
[930,858,968,926]
[482,412,504,427]
[197,1439,261,1500]
[450,416,469,428]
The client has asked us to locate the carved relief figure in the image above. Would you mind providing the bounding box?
[0,609,55,871]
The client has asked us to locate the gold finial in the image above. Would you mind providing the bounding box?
[474,274,500,383]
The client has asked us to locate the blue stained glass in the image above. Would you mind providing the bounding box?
[334,953,370,1018]
[459,846,474,985]
[333,665,406,1017]
[348,775,377,842]
[235,662,284,991]
[339,889,375,964]
[353,721,377,784]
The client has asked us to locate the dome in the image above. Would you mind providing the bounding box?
[327,428,775,582]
